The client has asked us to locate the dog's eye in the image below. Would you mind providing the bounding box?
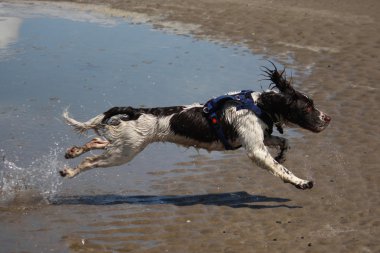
[304,106,312,113]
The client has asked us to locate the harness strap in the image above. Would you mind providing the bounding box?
[203,90,274,150]
[208,111,237,150]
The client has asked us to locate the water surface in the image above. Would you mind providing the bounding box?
[0,3,295,252]
[0,2,281,198]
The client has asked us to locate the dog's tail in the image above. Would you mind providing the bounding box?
[62,108,104,134]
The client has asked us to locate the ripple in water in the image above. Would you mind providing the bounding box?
[0,147,64,204]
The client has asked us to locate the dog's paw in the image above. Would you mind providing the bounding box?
[65,146,82,159]
[59,169,67,177]
[59,167,76,178]
[295,181,314,190]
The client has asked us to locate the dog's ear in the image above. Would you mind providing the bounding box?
[262,62,295,96]
[259,91,292,113]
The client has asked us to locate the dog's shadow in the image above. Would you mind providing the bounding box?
[49,191,301,209]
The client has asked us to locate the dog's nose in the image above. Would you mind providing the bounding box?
[323,114,331,123]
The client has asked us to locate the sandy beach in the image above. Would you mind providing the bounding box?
[1,0,379,252]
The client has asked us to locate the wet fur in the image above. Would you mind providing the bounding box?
[60,66,331,190]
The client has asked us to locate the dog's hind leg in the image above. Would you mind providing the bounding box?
[264,135,289,163]
[60,148,140,178]
[65,138,109,159]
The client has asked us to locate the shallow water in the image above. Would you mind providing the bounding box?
[0,2,299,252]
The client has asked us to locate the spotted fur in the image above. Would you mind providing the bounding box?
[60,67,331,190]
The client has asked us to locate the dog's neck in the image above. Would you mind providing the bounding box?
[257,91,289,133]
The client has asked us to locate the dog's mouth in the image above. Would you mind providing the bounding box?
[303,113,331,133]
[306,122,330,133]
[312,126,328,133]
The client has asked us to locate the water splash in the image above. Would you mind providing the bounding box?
[0,147,64,204]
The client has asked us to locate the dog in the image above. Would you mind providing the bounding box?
[60,65,331,190]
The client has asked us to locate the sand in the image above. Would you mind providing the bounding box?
[5,0,380,252]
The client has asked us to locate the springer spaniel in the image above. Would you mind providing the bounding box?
[60,65,331,190]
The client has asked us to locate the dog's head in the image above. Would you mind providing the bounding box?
[261,65,331,133]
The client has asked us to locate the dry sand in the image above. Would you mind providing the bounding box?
[17,0,380,252]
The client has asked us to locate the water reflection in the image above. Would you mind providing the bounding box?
[0,3,301,253]
[0,3,289,200]
[0,17,22,60]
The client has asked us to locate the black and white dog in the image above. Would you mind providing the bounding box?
[60,66,331,190]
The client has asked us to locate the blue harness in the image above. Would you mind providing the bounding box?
[203,90,274,150]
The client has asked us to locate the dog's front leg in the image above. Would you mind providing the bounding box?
[236,117,312,189]
[246,145,313,189]
[264,135,289,163]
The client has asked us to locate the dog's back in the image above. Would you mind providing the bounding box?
[61,66,330,190]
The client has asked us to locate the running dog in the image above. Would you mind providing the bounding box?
[60,65,331,190]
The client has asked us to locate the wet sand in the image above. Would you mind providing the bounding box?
[2,0,380,252]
